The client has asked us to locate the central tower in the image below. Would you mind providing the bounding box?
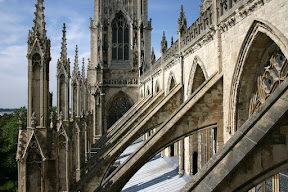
[88,0,152,142]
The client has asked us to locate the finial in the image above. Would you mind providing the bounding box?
[18,112,24,130]
[58,111,63,122]
[82,58,85,80]
[33,0,46,37]
[63,23,66,31]
[178,5,187,33]
[74,45,79,73]
[50,112,55,129]
[171,36,174,46]
[60,23,68,63]
[31,112,37,129]
[161,31,167,53]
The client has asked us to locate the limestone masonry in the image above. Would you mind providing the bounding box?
[16,0,288,191]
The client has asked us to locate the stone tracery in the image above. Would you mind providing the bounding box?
[249,50,288,116]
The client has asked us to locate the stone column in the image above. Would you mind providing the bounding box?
[179,139,184,176]
[272,174,279,192]
[76,130,81,182]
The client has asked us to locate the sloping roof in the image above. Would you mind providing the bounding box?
[119,138,188,192]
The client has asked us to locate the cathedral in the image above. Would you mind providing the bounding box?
[16,0,288,191]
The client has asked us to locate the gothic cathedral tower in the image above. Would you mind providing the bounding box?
[17,0,56,191]
[88,0,152,143]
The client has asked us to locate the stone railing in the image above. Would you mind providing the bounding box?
[181,6,213,49]
[141,0,262,82]
[103,78,139,86]
[152,57,162,70]
[216,0,247,20]
[163,39,179,62]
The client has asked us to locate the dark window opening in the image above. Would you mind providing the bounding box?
[193,152,198,175]
[108,95,132,128]
[170,144,175,156]
[111,12,129,62]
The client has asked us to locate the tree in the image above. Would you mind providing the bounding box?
[0,107,27,190]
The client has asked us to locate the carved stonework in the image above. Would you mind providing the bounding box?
[103,78,138,85]
[108,96,132,128]
[249,50,288,116]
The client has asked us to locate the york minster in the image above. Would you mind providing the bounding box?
[14,0,288,191]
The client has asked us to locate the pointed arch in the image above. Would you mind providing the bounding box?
[229,19,288,134]
[59,74,66,115]
[23,133,45,192]
[107,91,133,129]
[140,89,144,99]
[23,133,46,161]
[154,80,160,95]
[167,72,177,93]
[146,85,150,96]
[109,9,132,26]
[58,124,69,191]
[110,11,130,63]
[187,56,208,96]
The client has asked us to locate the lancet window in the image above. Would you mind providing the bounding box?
[112,12,129,62]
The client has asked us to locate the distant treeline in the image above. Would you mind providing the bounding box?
[0,109,16,112]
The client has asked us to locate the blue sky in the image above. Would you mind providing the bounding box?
[0,0,202,108]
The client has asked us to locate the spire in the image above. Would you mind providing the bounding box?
[33,0,47,38]
[82,58,85,80]
[178,5,187,33]
[161,31,167,53]
[74,45,79,73]
[60,23,67,62]
[88,58,91,69]
[57,23,69,75]
[72,45,80,81]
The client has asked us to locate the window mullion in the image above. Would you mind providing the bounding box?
[117,28,119,60]
[122,28,124,62]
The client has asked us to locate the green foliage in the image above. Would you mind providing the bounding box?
[49,106,57,113]
[0,107,26,190]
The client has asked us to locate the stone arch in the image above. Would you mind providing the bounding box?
[109,10,131,66]
[59,74,66,115]
[229,19,288,134]
[109,8,132,26]
[167,71,177,93]
[146,85,150,96]
[187,56,208,96]
[154,80,160,95]
[107,91,133,129]
[26,151,42,192]
[58,126,69,191]
[23,134,45,192]
[140,89,144,99]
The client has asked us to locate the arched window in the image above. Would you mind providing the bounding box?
[168,76,176,92]
[107,94,132,128]
[59,74,65,114]
[112,12,129,62]
[32,53,41,126]
[191,65,206,94]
